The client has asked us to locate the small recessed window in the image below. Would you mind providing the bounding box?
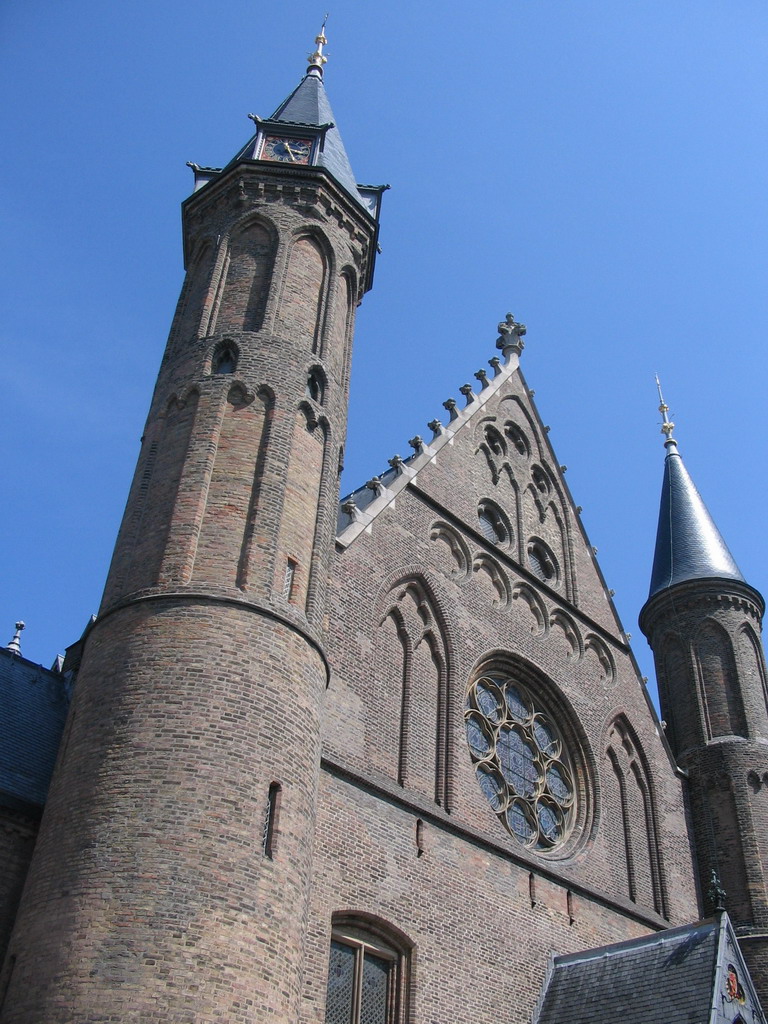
[213,343,238,375]
[478,502,511,547]
[283,559,297,600]
[307,368,325,404]
[262,782,281,859]
[528,539,559,587]
[532,466,550,495]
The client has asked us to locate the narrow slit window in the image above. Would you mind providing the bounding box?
[262,782,281,859]
[416,818,424,857]
[283,559,297,600]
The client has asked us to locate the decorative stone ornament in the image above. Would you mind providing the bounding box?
[496,312,526,356]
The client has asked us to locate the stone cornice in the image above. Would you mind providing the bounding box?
[640,577,765,638]
[93,589,331,685]
[181,160,377,289]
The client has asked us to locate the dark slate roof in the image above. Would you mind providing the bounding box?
[535,914,767,1024]
[234,70,365,209]
[535,919,720,1024]
[648,441,745,599]
[0,648,70,811]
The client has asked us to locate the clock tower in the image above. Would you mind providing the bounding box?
[1,27,384,1024]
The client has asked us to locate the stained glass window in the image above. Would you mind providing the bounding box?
[327,942,356,1024]
[465,673,576,851]
[325,925,406,1024]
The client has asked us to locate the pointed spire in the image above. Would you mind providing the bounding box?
[6,620,25,657]
[307,15,329,77]
[647,381,745,599]
[234,18,372,211]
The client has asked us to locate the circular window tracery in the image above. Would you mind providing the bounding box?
[465,674,576,851]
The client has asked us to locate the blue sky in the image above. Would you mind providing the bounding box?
[2,1,768,700]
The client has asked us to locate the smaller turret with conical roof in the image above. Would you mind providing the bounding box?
[647,377,747,600]
[640,380,768,1004]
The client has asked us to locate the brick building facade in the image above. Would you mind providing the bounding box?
[1,29,767,1024]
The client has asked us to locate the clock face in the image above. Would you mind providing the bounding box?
[261,135,313,164]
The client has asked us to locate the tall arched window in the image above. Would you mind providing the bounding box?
[325,916,411,1024]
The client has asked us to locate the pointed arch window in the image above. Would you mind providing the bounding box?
[212,341,238,375]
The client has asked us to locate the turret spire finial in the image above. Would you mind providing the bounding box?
[307,15,329,77]
[655,373,677,450]
[6,620,25,657]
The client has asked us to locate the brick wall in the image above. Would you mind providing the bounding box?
[2,158,377,1023]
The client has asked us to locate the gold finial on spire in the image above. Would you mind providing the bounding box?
[307,14,329,76]
[655,373,677,447]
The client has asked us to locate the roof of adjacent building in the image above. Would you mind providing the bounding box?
[0,646,70,812]
[647,439,746,599]
[534,914,765,1024]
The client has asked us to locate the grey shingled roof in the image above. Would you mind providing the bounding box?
[536,914,767,1024]
[647,441,745,599]
[0,648,70,810]
[232,71,365,209]
[536,920,719,1024]
[271,73,363,203]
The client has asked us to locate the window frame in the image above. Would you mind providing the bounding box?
[325,917,412,1024]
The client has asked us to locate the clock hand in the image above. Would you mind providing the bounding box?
[284,143,298,162]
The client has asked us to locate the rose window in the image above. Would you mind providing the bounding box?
[465,675,576,851]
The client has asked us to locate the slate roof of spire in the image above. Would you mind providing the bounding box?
[231,70,365,209]
[271,73,363,205]
[647,440,746,599]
